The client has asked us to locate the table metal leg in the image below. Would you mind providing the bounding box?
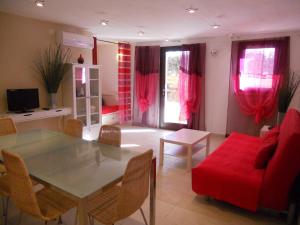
[297,202,300,225]
[150,158,156,225]
[0,197,3,225]
[187,145,192,171]
[206,136,210,157]
[77,199,89,225]
[159,139,164,167]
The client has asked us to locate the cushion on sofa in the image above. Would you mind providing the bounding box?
[192,132,264,211]
[260,109,300,211]
[254,127,280,169]
[261,126,280,141]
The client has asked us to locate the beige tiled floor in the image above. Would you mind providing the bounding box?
[6,126,289,225]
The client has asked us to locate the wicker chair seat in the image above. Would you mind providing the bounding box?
[98,125,121,147]
[36,187,77,221]
[0,166,39,186]
[88,150,153,225]
[88,186,121,225]
[0,175,10,196]
[64,119,83,138]
[0,164,6,174]
[0,117,17,136]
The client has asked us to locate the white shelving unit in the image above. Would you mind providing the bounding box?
[63,64,101,133]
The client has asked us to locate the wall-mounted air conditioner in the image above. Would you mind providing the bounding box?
[57,31,94,49]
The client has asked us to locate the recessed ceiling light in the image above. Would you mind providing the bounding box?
[101,20,109,26]
[138,31,144,36]
[211,24,221,29]
[35,0,45,7]
[185,7,198,14]
[165,39,169,42]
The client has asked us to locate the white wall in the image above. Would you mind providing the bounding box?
[0,12,93,131]
[98,43,118,95]
[289,34,300,111]
[205,37,232,134]
[135,31,300,134]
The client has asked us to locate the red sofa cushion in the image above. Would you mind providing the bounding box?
[192,132,264,211]
[254,127,280,169]
[260,109,300,210]
[261,126,280,141]
[254,139,277,169]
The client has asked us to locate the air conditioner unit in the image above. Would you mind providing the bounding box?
[58,31,94,49]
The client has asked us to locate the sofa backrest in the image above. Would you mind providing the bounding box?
[260,108,300,210]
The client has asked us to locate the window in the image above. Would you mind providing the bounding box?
[239,47,275,90]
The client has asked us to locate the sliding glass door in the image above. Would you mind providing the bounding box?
[160,46,187,130]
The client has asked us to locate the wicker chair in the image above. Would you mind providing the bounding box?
[0,175,10,225]
[2,150,77,225]
[98,125,121,147]
[88,149,153,225]
[0,118,16,224]
[0,117,17,136]
[64,119,83,138]
[0,117,17,174]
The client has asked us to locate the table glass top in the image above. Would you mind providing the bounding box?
[0,129,143,198]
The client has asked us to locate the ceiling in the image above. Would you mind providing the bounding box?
[1,0,300,42]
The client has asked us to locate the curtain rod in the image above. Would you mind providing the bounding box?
[96,39,130,45]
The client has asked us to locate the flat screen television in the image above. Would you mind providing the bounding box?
[7,89,39,113]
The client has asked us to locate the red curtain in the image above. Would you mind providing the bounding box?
[178,44,206,129]
[135,46,160,113]
[232,38,289,124]
[133,46,160,127]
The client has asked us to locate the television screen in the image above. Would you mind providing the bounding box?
[7,89,39,112]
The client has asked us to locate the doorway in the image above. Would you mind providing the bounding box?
[160,46,187,130]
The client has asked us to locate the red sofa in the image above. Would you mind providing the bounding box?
[192,108,300,212]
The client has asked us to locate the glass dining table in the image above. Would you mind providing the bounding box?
[0,129,156,225]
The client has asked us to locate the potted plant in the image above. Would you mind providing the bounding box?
[34,44,71,108]
[278,72,300,124]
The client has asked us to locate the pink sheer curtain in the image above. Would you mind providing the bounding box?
[135,73,158,112]
[178,44,206,130]
[133,46,160,127]
[226,37,289,135]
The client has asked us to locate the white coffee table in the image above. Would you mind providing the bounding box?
[159,128,211,171]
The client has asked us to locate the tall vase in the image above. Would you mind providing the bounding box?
[277,112,285,125]
[49,93,57,109]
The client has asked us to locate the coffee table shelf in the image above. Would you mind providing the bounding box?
[164,143,206,158]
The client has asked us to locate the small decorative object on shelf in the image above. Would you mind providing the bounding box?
[260,125,271,137]
[91,105,96,113]
[77,54,84,64]
[80,86,85,96]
